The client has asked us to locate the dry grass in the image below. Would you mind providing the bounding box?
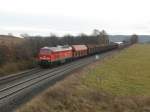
[0,60,36,76]
[17,44,150,112]
[0,35,35,76]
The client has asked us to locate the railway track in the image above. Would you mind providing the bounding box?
[0,50,118,112]
[0,68,43,85]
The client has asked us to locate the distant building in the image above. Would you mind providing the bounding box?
[114,42,123,46]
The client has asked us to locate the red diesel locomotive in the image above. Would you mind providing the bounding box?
[38,44,118,67]
[38,45,72,66]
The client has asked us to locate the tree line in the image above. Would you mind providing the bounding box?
[0,30,138,66]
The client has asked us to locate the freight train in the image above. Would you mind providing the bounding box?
[38,43,118,67]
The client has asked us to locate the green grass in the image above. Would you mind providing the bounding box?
[83,44,150,95]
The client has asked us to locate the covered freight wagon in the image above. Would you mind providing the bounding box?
[71,45,88,58]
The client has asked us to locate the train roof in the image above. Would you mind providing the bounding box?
[86,44,100,47]
[41,45,72,52]
[71,45,87,51]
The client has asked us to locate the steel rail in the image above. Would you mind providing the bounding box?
[0,58,89,92]
[0,58,93,100]
[0,68,43,85]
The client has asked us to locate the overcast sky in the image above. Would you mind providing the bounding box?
[0,0,150,36]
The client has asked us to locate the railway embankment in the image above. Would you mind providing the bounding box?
[17,44,150,112]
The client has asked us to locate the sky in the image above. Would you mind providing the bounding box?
[0,0,150,36]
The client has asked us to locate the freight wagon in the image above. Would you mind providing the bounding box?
[71,45,88,58]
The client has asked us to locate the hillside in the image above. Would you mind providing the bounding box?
[0,35,34,76]
[0,35,24,46]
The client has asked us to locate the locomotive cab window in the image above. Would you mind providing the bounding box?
[40,49,51,54]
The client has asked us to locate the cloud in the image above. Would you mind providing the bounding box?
[0,0,150,35]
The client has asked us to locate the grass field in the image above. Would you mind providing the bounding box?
[84,44,150,96]
[17,44,150,112]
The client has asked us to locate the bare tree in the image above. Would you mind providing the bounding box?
[92,29,100,36]
[98,30,109,45]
